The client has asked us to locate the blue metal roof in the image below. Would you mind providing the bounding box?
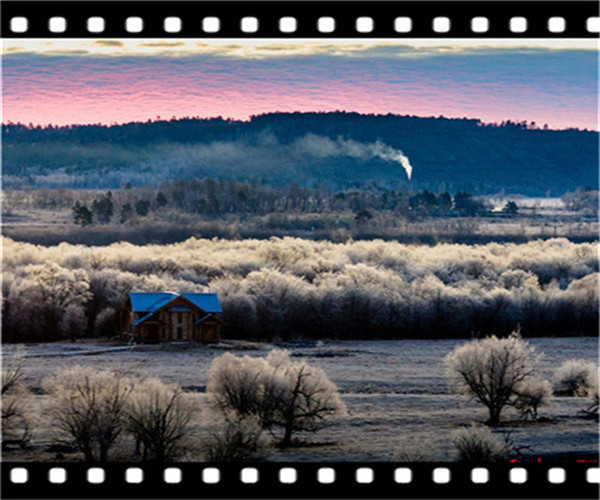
[129,292,222,314]
[181,293,222,313]
[129,292,178,313]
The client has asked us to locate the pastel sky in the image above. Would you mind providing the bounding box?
[2,39,598,130]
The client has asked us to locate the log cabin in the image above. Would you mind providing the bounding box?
[119,292,223,343]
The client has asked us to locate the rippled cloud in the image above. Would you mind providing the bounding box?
[2,42,597,130]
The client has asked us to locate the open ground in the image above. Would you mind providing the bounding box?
[3,337,597,463]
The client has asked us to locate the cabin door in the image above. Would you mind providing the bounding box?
[145,325,160,342]
[202,325,217,342]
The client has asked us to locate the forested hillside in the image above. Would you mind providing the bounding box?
[3,113,598,195]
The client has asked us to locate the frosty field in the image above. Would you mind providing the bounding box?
[3,337,598,463]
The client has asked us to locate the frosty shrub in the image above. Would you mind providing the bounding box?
[445,332,539,425]
[581,367,599,417]
[127,378,193,462]
[452,424,510,462]
[207,350,347,446]
[512,378,553,421]
[554,360,598,396]
[204,415,265,462]
[43,367,133,462]
[1,349,33,448]
[207,353,265,418]
[5,262,91,341]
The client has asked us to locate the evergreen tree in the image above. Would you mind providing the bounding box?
[91,194,114,224]
[135,200,151,217]
[156,192,168,208]
[502,201,519,216]
[72,202,93,226]
[438,192,453,211]
[120,203,134,223]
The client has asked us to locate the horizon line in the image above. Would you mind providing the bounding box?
[2,111,597,133]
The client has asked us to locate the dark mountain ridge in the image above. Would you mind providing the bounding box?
[3,112,598,195]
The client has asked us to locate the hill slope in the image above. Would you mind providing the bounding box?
[3,113,598,195]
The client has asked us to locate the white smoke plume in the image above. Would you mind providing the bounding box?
[146,132,414,185]
[370,140,413,181]
[291,134,413,180]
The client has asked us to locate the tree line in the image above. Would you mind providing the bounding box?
[70,182,501,227]
[2,237,597,343]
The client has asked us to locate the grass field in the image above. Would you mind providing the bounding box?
[3,337,597,463]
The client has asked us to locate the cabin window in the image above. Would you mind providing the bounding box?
[177,327,183,340]
[177,312,183,323]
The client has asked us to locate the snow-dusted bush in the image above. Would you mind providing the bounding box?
[580,367,599,417]
[5,261,91,341]
[204,416,265,462]
[1,349,33,447]
[207,349,346,446]
[43,367,133,462]
[512,378,553,420]
[93,307,118,337]
[207,353,265,418]
[127,378,194,462]
[554,360,598,396]
[445,332,539,424]
[452,424,510,462]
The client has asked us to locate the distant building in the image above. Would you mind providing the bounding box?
[119,292,223,343]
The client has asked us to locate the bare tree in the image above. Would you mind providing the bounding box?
[261,350,347,446]
[126,378,193,462]
[445,332,540,425]
[207,350,346,446]
[44,367,132,462]
[2,348,33,448]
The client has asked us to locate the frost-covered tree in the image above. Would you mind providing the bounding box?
[445,332,540,425]
[512,378,553,420]
[127,378,193,462]
[44,367,133,462]
[204,416,265,462]
[583,367,599,416]
[7,262,92,341]
[554,359,598,396]
[207,353,265,418]
[261,350,347,446]
[207,350,346,446]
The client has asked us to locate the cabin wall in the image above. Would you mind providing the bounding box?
[166,311,194,340]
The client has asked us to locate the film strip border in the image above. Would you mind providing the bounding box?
[2,462,600,499]
[1,1,599,38]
